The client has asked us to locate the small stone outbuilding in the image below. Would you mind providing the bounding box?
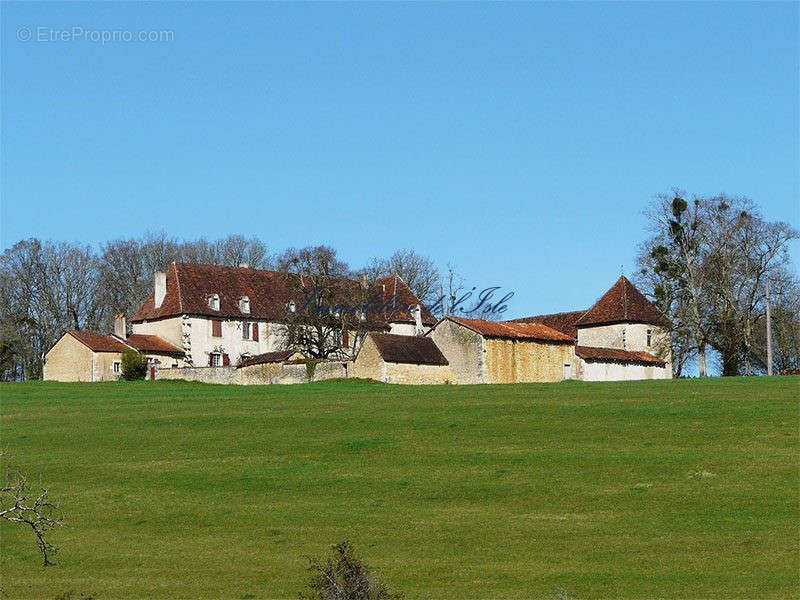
[427,316,576,384]
[350,333,451,384]
[43,330,184,382]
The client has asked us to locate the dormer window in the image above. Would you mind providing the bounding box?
[357,309,366,322]
[239,296,250,314]
[286,300,296,313]
[208,294,220,311]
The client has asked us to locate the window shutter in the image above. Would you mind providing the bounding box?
[208,353,213,367]
[342,329,349,348]
[212,319,222,337]
[222,353,230,366]
[252,323,259,342]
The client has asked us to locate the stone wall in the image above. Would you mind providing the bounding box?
[484,338,575,383]
[156,360,348,385]
[43,335,96,382]
[384,362,452,385]
[578,357,671,381]
[349,336,386,381]
[428,320,485,384]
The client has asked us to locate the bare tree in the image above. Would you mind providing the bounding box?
[364,250,440,306]
[300,541,402,600]
[639,192,798,376]
[1,466,62,566]
[277,246,370,359]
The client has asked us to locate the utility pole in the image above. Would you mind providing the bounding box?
[765,280,773,376]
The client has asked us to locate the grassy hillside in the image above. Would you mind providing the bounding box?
[1,377,797,599]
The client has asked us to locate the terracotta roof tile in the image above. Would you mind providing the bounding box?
[123,334,183,355]
[131,263,435,327]
[367,333,448,366]
[374,275,437,326]
[446,316,574,343]
[68,331,128,353]
[575,276,668,327]
[507,309,586,339]
[576,345,666,366]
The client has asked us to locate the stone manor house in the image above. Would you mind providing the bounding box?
[44,262,672,384]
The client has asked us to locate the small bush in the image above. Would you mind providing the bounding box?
[120,350,147,380]
[300,541,402,600]
[305,359,318,382]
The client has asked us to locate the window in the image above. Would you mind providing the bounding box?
[210,353,222,367]
[208,294,220,311]
[286,300,296,313]
[647,329,652,347]
[113,361,121,374]
[239,296,250,313]
[212,319,222,337]
[242,321,251,340]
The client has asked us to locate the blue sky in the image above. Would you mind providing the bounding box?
[2,1,798,318]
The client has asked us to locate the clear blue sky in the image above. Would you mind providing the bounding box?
[2,1,798,318]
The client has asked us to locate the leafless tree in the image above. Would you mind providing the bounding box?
[639,191,797,376]
[277,246,371,359]
[1,466,62,566]
[364,249,440,306]
[300,541,402,600]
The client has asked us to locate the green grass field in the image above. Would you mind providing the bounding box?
[1,377,798,599]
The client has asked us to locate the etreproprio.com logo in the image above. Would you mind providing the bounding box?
[17,26,174,45]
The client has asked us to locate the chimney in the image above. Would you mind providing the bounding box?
[360,273,368,289]
[154,271,167,308]
[239,262,249,269]
[114,313,127,339]
[412,304,423,335]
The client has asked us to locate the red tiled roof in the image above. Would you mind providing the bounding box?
[575,276,668,327]
[507,309,586,339]
[123,334,183,355]
[367,333,448,366]
[374,275,437,326]
[237,350,303,368]
[445,316,574,343]
[575,345,666,366]
[131,263,434,327]
[68,331,128,353]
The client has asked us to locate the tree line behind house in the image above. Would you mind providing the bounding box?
[1,191,797,380]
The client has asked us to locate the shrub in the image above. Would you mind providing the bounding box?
[305,359,318,382]
[300,541,402,600]
[120,350,147,380]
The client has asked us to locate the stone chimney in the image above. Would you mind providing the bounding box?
[154,271,167,308]
[412,304,423,335]
[113,313,127,339]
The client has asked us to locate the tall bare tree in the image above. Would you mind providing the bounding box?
[639,192,797,376]
[365,249,440,306]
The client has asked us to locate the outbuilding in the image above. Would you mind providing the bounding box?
[350,333,451,384]
[427,316,576,384]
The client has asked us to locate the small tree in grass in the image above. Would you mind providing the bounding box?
[300,541,402,600]
[120,350,147,380]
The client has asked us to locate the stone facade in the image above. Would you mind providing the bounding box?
[484,338,576,383]
[427,319,485,384]
[429,318,575,384]
[576,322,672,380]
[43,334,96,382]
[157,360,348,385]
